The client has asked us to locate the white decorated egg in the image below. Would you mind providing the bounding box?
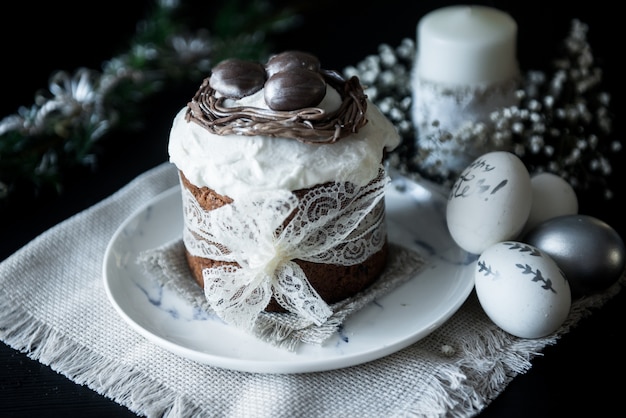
[522,172,578,235]
[447,151,532,254]
[523,214,626,297]
[475,241,571,338]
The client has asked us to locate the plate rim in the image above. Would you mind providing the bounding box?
[102,181,475,374]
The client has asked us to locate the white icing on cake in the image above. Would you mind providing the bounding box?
[168,87,400,200]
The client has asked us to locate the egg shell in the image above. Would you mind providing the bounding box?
[475,241,571,339]
[447,151,532,254]
[523,214,626,297]
[522,172,578,235]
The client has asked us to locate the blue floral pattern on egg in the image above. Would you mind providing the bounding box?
[475,241,572,339]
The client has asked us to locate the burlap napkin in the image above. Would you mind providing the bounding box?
[1,162,623,418]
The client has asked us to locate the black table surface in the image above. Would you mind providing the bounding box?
[2,1,624,417]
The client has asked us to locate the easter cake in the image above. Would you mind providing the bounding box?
[168,51,401,329]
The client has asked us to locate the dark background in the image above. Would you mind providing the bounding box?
[2,1,624,417]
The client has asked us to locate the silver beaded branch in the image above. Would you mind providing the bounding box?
[0,0,298,203]
[346,19,620,200]
[0,8,618,204]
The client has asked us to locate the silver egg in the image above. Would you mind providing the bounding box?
[523,214,626,297]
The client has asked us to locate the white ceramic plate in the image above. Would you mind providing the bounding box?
[103,176,476,374]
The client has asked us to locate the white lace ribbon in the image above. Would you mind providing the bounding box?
[181,167,389,331]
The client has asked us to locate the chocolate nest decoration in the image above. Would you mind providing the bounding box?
[185,69,369,144]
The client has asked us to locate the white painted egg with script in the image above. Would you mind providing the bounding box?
[446,151,532,254]
[475,241,571,339]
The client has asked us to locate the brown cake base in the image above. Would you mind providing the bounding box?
[179,171,389,312]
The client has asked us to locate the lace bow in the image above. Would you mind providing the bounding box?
[182,168,388,331]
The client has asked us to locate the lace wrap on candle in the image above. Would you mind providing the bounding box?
[181,167,389,331]
[411,74,520,179]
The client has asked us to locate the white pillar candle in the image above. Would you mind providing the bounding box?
[412,5,520,182]
[417,5,518,85]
